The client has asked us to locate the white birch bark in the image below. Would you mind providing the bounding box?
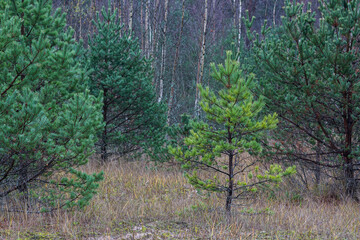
[194,0,208,118]
[158,0,169,102]
[145,0,150,58]
[151,0,160,85]
[128,0,134,33]
[140,1,144,51]
[273,0,277,25]
[238,0,242,52]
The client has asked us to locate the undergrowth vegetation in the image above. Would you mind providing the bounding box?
[0,158,359,239]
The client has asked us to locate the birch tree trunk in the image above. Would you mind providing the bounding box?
[152,0,160,85]
[273,0,277,25]
[158,0,169,102]
[194,0,208,118]
[145,0,150,58]
[237,0,242,52]
[128,0,133,33]
[141,2,144,51]
[167,0,186,124]
[233,0,236,27]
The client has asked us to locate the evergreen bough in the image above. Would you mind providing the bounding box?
[0,0,103,211]
[86,6,166,161]
[246,0,360,199]
[169,51,295,213]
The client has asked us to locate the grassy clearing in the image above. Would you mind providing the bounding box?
[0,158,359,239]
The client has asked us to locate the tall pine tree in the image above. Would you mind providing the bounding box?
[0,0,103,211]
[246,0,360,199]
[86,5,166,161]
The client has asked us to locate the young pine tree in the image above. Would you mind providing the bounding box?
[246,0,360,199]
[86,6,166,161]
[170,51,295,214]
[0,0,103,211]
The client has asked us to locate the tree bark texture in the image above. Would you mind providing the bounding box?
[167,0,186,124]
[194,0,208,118]
[158,0,169,102]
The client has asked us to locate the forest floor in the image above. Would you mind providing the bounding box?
[0,158,359,239]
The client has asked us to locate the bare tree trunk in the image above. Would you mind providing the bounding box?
[18,0,29,207]
[167,0,186,124]
[273,0,277,25]
[237,0,242,52]
[226,126,235,217]
[118,0,121,24]
[212,0,216,42]
[145,0,150,58]
[343,92,358,200]
[194,0,208,118]
[152,0,160,85]
[226,153,234,214]
[89,0,96,35]
[101,89,108,162]
[141,2,144,51]
[151,0,159,54]
[232,0,236,27]
[158,0,169,103]
[128,0,133,33]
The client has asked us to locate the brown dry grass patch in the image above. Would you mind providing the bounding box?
[0,157,359,239]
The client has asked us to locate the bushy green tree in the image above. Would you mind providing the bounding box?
[246,0,360,199]
[86,6,166,161]
[0,0,103,211]
[169,51,295,213]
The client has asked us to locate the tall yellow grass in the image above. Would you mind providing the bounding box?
[0,157,359,239]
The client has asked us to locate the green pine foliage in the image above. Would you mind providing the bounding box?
[246,0,360,199]
[169,51,295,213]
[86,6,167,161]
[0,0,103,211]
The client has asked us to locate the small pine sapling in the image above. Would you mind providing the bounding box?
[169,51,295,214]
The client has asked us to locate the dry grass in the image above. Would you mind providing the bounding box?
[0,157,359,239]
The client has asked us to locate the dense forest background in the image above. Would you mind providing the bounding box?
[53,0,294,123]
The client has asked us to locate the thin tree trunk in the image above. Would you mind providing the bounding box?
[343,89,357,200]
[233,0,236,27]
[226,126,234,216]
[140,2,144,51]
[194,0,208,118]
[226,153,234,213]
[158,0,169,102]
[212,0,216,42]
[77,0,82,40]
[167,0,186,124]
[344,155,357,199]
[145,0,150,58]
[118,0,121,24]
[128,0,133,33]
[101,89,108,162]
[19,0,29,206]
[237,0,242,52]
[152,0,160,85]
[89,0,96,35]
[151,0,160,57]
[273,0,277,25]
